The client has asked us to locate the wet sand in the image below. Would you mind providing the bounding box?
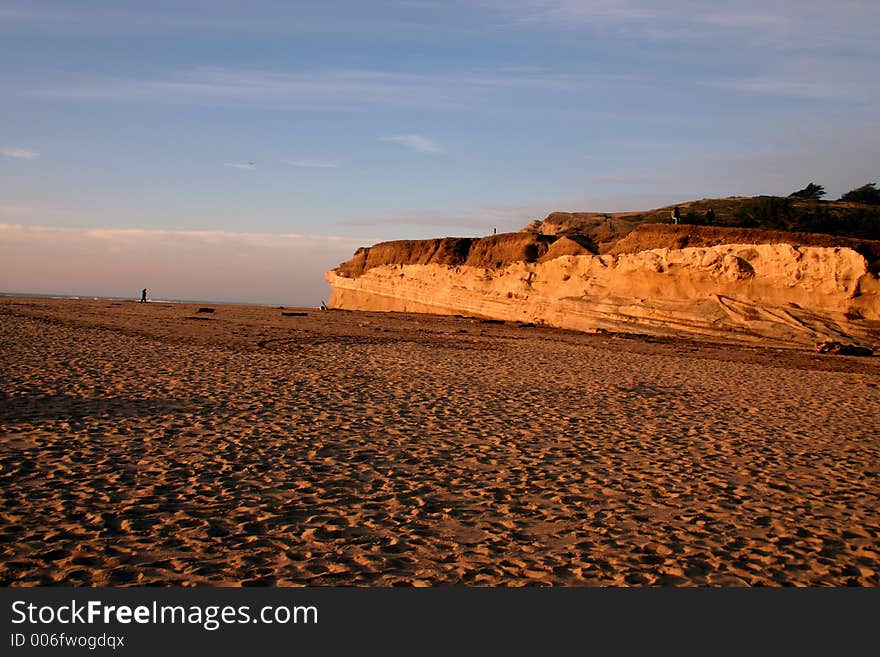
[1,296,879,586]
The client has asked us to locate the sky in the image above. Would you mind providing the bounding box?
[1,0,878,305]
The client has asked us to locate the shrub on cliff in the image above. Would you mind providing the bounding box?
[840,183,880,206]
[789,183,826,200]
[732,196,793,229]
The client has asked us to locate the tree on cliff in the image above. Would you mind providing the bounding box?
[839,183,880,205]
[789,182,826,200]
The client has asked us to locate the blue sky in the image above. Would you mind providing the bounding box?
[2,0,878,304]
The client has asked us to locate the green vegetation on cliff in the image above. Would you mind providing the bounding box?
[527,196,880,250]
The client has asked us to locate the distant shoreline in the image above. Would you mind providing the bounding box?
[0,291,320,309]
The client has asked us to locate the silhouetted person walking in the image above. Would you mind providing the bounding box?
[141,288,147,303]
[672,206,681,225]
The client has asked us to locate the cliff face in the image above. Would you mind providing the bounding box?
[334,233,575,278]
[610,224,880,265]
[326,222,880,348]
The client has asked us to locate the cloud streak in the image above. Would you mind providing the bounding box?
[223,161,256,170]
[1,146,39,160]
[380,134,443,153]
[281,159,338,168]
[704,55,879,101]
[23,66,600,111]
[0,222,369,249]
[481,0,880,53]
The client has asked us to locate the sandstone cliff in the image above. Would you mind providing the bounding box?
[326,207,880,348]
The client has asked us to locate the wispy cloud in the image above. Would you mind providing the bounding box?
[0,223,370,247]
[1,146,39,160]
[223,161,256,170]
[586,171,682,187]
[490,0,657,28]
[398,1,447,8]
[706,77,836,100]
[481,0,880,53]
[281,159,338,169]
[24,66,594,111]
[0,4,302,35]
[380,134,443,153]
[703,55,878,101]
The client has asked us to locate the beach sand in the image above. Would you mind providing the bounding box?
[1,296,878,586]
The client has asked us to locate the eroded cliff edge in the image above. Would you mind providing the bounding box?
[326,219,880,348]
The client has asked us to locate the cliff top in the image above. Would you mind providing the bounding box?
[332,196,880,278]
[524,196,880,251]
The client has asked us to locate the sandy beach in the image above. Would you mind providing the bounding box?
[1,296,878,586]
